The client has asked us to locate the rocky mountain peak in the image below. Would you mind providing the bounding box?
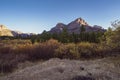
[74,18,88,26]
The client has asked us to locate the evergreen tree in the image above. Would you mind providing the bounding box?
[60,28,69,43]
[80,25,86,32]
[30,35,37,44]
[40,30,51,42]
[51,33,59,40]
[79,25,86,42]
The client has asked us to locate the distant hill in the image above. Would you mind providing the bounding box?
[49,18,106,34]
[0,25,13,36]
[0,25,35,38]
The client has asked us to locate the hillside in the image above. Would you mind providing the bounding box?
[0,56,120,80]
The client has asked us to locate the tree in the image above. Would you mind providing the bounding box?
[51,33,59,40]
[40,30,51,42]
[110,20,120,48]
[102,20,120,48]
[80,25,86,32]
[89,32,96,42]
[30,35,36,44]
[79,25,87,42]
[59,28,69,43]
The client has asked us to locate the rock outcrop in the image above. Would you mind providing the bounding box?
[0,25,13,36]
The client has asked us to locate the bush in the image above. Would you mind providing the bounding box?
[78,42,100,58]
[28,39,61,61]
[55,43,80,59]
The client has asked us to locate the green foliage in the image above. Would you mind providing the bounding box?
[80,25,86,32]
[101,20,120,49]
[111,21,120,48]
[59,28,70,43]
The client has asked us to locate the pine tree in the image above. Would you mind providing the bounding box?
[60,28,69,43]
[80,25,86,32]
[79,25,86,42]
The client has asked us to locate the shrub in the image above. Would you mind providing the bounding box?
[77,42,98,58]
[55,43,80,59]
[28,39,61,61]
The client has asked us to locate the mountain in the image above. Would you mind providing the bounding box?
[0,24,35,37]
[50,18,106,34]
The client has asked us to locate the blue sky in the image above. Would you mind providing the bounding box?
[0,0,120,33]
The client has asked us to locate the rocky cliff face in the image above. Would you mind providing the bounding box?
[50,18,106,34]
[0,25,13,36]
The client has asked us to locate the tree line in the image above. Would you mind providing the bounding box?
[30,25,104,44]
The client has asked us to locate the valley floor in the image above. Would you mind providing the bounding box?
[0,56,120,80]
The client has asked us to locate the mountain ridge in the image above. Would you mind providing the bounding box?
[50,18,106,34]
[0,17,106,37]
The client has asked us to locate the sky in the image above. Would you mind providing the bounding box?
[0,0,120,33]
